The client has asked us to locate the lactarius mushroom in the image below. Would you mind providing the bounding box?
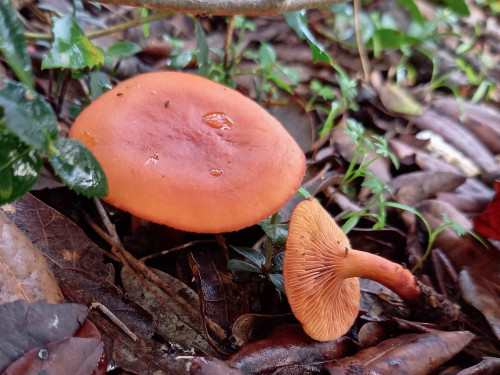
[69,71,305,233]
[284,197,421,341]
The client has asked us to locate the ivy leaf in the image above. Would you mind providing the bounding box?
[0,80,58,151]
[230,246,266,268]
[227,259,262,273]
[107,41,142,57]
[284,11,331,64]
[49,138,108,197]
[0,125,42,204]
[259,218,288,247]
[0,0,35,90]
[42,15,104,71]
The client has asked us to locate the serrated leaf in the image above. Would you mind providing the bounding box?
[49,138,108,197]
[230,246,266,268]
[0,80,58,151]
[227,259,262,273]
[0,126,42,204]
[259,219,288,247]
[41,15,104,71]
[107,41,142,57]
[194,18,209,76]
[0,0,35,89]
[284,11,331,64]
[268,273,285,293]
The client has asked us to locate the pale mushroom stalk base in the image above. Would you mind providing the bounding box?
[341,249,421,301]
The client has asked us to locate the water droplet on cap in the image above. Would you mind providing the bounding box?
[209,169,223,177]
[203,112,233,130]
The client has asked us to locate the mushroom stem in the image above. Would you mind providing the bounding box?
[342,249,421,301]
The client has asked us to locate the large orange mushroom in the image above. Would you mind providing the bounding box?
[284,197,421,341]
[69,71,305,233]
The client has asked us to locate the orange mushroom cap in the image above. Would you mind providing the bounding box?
[284,197,420,342]
[69,71,305,233]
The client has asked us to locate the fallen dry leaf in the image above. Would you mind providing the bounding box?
[0,300,88,373]
[473,180,500,240]
[325,331,474,375]
[0,210,63,304]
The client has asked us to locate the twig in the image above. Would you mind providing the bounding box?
[24,10,174,41]
[223,15,236,70]
[353,0,371,81]
[140,239,216,261]
[90,301,139,341]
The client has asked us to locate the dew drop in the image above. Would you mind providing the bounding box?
[80,131,97,147]
[202,112,233,130]
[209,169,223,177]
[150,90,157,95]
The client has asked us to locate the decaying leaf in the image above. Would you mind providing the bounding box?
[0,209,64,303]
[473,180,500,240]
[325,331,474,375]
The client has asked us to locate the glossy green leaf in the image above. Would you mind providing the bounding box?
[259,42,276,67]
[259,218,288,247]
[230,246,266,268]
[398,0,425,24]
[194,18,209,76]
[0,80,58,151]
[107,41,142,57]
[372,28,406,57]
[270,251,284,273]
[49,138,108,197]
[227,259,262,273]
[0,126,42,204]
[42,15,104,71]
[0,0,35,89]
[284,11,331,64]
[169,50,194,69]
[268,273,285,293]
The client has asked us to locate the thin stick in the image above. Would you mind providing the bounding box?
[25,10,174,41]
[353,0,371,81]
[140,239,216,261]
[90,301,139,341]
[223,15,237,70]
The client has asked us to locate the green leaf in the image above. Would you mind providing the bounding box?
[49,138,108,197]
[0,80,58,151]
[0,0,35,89]
[398,0,425,24]
[89,71,112,100]
[284,11,331,64]
[194,18,209,76]
[259,218,288,247]
[0,126,42,204]
[227,259,262,273]
[444,0,470,16]
[268,71,293,94]
[163,34,185,50]
[42,15,104,71]
[230,246,266,268]
[259,42,276,67]
[268,273,285,293]
[107,41,142,57]
[341,215,359,234]
[296,187,312,199]
[169,50,194,69]
[371,28,406,57]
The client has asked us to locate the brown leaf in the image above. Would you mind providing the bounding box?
[412,109,499,176]
[228,324,356,374]
[325,331,474,375]
[2,337,107,375]
[188,357,245,375]
[457,356,500,375]
[3,194,114,281]
[0,300,88,373]
[459,268,500,341]
[0,210,63,303]
[121,264,219,357]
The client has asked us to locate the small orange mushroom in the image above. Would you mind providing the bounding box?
[69,71,305,233]
[284,197,421,341]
